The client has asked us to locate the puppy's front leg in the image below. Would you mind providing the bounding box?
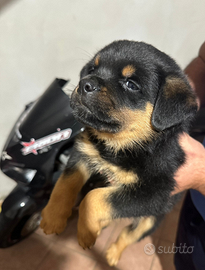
[40,162,89,235]
[77,187,117,249]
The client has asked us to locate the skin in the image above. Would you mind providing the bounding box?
[174,42,205,196]
[175,133,205,195]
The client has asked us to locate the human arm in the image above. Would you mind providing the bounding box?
[174,41,205,196]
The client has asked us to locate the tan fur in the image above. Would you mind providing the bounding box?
[92,102,156,152]
[94,54,100,66]
[74,85,79,93]
[98,87,114,108]
[40,162,90,235]
[77,187,116,249]
[186,94,198,107]
[164,77,189,98]
[76,133,138,185]
[101,86,108,93]
[106,216,156,266]
[122,65,136,77]
[164,77,198,108]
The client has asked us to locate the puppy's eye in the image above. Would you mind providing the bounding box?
[125,80,140,91]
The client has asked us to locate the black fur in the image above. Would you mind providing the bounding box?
[69,40,197,238]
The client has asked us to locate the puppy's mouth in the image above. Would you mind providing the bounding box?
[70,93,93,116]
[70,92,121,133]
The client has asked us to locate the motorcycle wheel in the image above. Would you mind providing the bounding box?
[0,211,41,248]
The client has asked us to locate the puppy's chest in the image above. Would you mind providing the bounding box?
[76,134,141,185]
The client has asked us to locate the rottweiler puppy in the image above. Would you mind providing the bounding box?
[40,40,197,266]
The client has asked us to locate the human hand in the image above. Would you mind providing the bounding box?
[173,133,205,196]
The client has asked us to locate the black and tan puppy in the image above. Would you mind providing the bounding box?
[40,40,197,266]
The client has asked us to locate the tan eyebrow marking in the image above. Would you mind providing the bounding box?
[122,65,136,77]
[94,54,100,66]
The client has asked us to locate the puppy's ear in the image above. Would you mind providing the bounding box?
[151,76,198,131]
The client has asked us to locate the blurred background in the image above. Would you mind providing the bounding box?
[0,0,205,198]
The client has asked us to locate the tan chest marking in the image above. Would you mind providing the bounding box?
[76,133,138,185]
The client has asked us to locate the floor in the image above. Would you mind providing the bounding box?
[0,196,184,270]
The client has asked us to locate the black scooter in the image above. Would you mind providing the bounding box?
[0,78,205,248]
[0,79,83,248]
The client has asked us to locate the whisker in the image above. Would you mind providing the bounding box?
[68,82,76,89]
[76,47,94,59]
[62,81,77,97]
[63,88,74,96]
[71,120,80,128]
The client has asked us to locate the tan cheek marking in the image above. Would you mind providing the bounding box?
[122,65,136,77]
[122,102,154,137]
[92,102,155,151]
[94,54,100,66]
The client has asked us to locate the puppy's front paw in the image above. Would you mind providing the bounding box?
[40,205,70,235]
[77,218,101,249]
[106,243,121,266]
[77,227,98,250]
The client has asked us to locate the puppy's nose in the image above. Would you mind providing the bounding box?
[80,77,100,94]
[83,82,95,92]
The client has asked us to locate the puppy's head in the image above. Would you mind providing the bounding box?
[71,40,197,141]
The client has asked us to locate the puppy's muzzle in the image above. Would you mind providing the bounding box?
[79,76,101,95]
